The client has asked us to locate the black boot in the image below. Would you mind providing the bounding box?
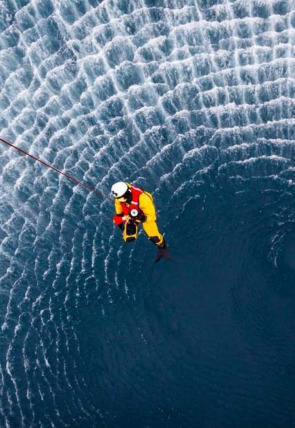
[155,240,172,262]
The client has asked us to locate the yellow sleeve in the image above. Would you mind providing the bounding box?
[139,192,157,222]
[114,199,123,215]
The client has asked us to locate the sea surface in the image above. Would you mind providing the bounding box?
[1,0,295,427]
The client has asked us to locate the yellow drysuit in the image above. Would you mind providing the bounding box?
[114,190,164,246]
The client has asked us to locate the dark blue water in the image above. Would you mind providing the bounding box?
[1,0,295,427]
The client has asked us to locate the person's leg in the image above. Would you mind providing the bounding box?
[142,221,165,247]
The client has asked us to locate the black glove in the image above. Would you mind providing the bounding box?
[137,213,147,223]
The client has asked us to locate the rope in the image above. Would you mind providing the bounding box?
[0,137,112,202]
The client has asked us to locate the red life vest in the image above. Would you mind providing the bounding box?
[120,185,144,217]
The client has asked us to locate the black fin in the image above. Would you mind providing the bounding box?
[155,246,172,263]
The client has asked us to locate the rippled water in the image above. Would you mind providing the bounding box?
[1,0,295,427]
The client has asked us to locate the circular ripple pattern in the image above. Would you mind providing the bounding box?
[1,0,295,427]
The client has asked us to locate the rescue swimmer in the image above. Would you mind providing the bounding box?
[111,182,172,262]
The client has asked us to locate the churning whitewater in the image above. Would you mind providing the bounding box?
[1,0,295,427]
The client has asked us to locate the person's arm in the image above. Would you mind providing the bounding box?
[113,199,125,227]
[115,199,123,215]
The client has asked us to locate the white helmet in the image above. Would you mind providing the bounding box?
[111,182,128,198]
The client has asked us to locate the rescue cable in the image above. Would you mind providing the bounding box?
[0,137,112,201]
